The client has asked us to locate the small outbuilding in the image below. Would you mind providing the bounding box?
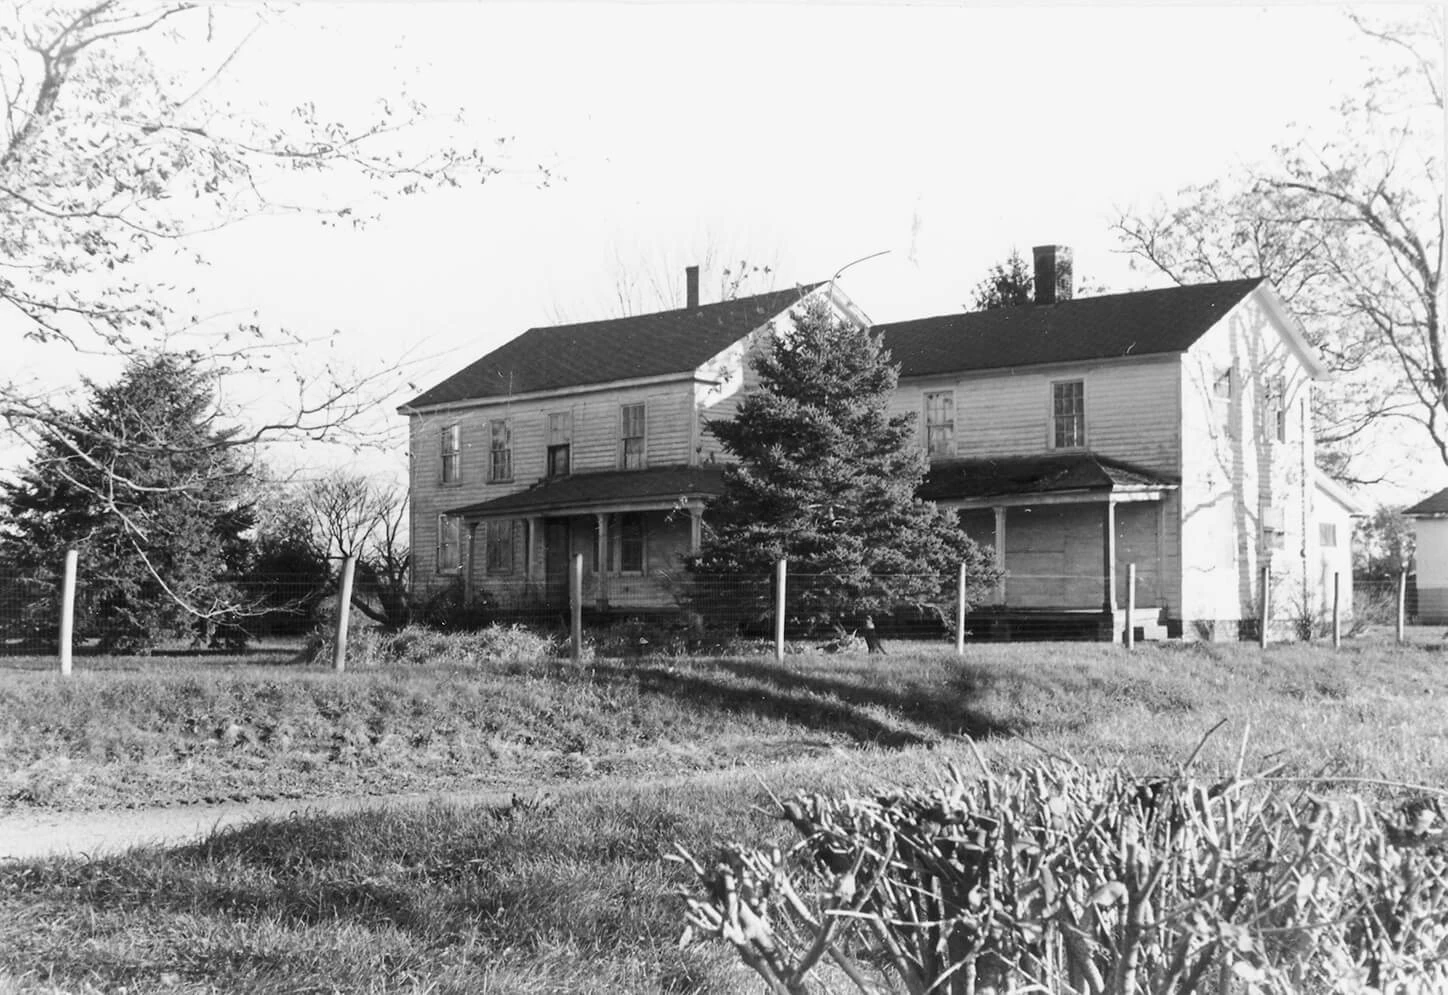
[1403,486,1448,624]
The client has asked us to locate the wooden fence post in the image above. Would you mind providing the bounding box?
[58,548,77,677]
[955,562,966,656]
[774,558,787,664]
[1125,563,1136,650]
[1259,564,1271,649]
[332,555,357,673]
[571,553,583,661]
[1331,572,1341,649]
[1396,569,1407,645]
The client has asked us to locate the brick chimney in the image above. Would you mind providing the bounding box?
[685,265,700,309]
[1032,245,1073,305]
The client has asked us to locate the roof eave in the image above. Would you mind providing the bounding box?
[1253,283,1330,379]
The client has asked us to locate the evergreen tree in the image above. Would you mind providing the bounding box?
[971,249,1035,310]
[688,297,996,633]
[0,354,255,651]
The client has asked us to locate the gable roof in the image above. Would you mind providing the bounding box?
[877,278,1267,377]
[920,453,1178,502]
[402,284,823,410]
[1404,485,1448,518]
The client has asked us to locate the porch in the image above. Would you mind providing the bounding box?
[446,465,726,615]
[922,453,1180,642]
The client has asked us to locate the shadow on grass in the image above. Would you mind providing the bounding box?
[583,656,1017,748]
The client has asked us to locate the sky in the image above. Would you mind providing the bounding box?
[8,1,1445,504]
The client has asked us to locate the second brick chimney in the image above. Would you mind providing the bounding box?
[1032,245,1073,305]
[685,265,700,309]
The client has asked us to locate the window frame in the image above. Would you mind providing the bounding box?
[546,410,572,478]
[440,424,461,485]
[436,514,461,574]
[620,402,647,470]
[488,418,513,483]
[617,511,646,574]
[1050,379,1086,450]
[1319,522,1338,548]
[1262,375,1287,444]
[923,390,955,458]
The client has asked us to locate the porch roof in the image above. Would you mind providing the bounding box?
[920,452,1178,503]
[447,464,727,518]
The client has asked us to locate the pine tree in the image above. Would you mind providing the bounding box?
[0,354,255,651]
[971,249,1035,310]
[688,297,996,634]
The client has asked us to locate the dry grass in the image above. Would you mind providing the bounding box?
[1,636,1446,992]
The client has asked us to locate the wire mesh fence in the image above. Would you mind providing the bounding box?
[3,556,1428,664]
[0,566,331,657]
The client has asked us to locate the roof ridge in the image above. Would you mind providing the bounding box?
[521,281,824,335]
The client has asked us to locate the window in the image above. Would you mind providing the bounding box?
[1319,523,1338,548]
[486,520,515,573]
[1213,366,1235,400]
[1051,380,1085,449]
[924,391,955,457]
[547,411,572,478]
[440,424,461,484]
[488,419,512,483]
[436,515,461,573]
[1263,376,1287,443]
[619,512,645,573]
[620,403,646,470]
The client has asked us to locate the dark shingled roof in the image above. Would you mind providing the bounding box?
[404,285,823,409]
[447,465,727,517]
[920,453,1178,502]
[878,278,1265,377]
[1404,486,1448,517]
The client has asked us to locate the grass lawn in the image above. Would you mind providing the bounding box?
[2,634,1446,992]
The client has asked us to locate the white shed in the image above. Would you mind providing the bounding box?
[1404,486,1448,624]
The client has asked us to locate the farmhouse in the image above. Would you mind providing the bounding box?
[1404,486,1448,624]
[400,247,1353,640]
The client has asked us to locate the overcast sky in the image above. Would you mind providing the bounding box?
[10,2,1444,502]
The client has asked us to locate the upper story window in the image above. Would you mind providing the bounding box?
[436,515,461,573]
[488,419,512,483]
[1262,376,1287,444]
[1051,380,1085,449]
[486,519,515,573]
[1213,366,1235,400]
[1319,522,1338,548]
[924,391,955,457]
[547,411,572,478]
[440,424,461,484]
[620,403,646,470]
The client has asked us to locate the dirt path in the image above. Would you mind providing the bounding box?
[0,787,529,862]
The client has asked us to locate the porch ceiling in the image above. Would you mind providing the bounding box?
[921,452,1178,507]
[446,464,727,519]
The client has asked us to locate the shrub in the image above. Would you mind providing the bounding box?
[676,761,1448,995]
[341,623,558,667]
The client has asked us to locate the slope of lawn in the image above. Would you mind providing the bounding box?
[1,636,1446,993]
[3,635,1446,811]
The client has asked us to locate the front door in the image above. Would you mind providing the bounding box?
[544,519,570,606]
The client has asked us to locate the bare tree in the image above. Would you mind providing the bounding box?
[1113,11,1443,482]
[302,471,410,628]
[0,2,515,616]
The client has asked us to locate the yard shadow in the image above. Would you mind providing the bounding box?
[583,654,1018,747]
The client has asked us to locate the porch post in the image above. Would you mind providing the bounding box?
[993,505,1007,605]
[595,512,610,610]
[689,506,703,553]
[1156,499,1168,607]
[526,517,540,582]
[465,521,479,605]
[1102,498,1118,613]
